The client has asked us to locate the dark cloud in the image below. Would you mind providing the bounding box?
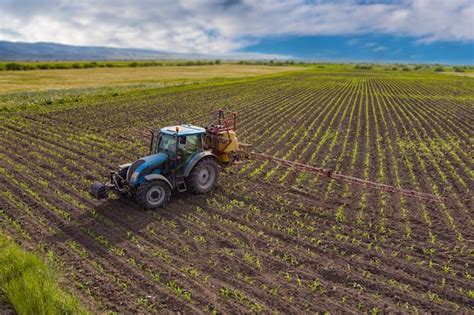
[218,0,244,9]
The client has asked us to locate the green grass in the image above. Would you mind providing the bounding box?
[0,64,301,95]
[0,67,304,113]
[0,233,88,315]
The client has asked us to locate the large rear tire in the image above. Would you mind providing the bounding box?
[186,158,219,195]
[136,180,171,210]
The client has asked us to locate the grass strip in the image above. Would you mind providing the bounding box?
[0,232,88,315]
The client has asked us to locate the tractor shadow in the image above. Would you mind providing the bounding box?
[45,190,199,258]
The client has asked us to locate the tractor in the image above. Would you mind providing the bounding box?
[89,110,239,209]
[90,109,445,208]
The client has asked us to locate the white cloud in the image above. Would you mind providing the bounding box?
[372,45,387,52]
[0,0,472,53]
[218,51,292,60]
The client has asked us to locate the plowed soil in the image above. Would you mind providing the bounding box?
[1,68,472,313]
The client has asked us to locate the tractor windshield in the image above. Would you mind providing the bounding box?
[154,132,202,161]
[157,133,177,155]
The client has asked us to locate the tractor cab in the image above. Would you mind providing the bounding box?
[151,124,206,169]
[123,124,214,190]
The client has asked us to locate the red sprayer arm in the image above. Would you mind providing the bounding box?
[248,151,446,204]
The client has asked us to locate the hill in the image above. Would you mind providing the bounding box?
[0,41,209,61]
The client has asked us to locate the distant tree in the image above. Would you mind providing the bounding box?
[214,59,221,65]
[454,67,465,72]
[434,67,444,72]
[83,62,98,68]
[37,64,51,70]
[402,67,410,71]
[5,62,23,70]
[355,64,372,70]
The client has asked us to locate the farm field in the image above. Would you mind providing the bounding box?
[444,72,474,78]
[0,64,300,94]
[0,66,473,313]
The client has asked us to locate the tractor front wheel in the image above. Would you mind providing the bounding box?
[136,180,171,210]
[186,158,219,195]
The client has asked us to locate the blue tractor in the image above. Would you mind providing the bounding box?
[89,110,240,209]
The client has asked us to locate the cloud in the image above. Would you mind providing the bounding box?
[347,38,361,46]
[0,28,21,37]
[0,0,472,54]
[364,42,378,48]
[218,51,292,60]
[372,45,387,52]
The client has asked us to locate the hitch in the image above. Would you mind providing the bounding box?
[89,171,130,200]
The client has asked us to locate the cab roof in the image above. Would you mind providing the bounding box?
[160,124,206,136]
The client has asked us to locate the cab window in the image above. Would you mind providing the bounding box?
[158,133,177,154]
[177,135,200,160]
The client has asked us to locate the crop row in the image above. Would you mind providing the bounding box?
[1,69,472,313]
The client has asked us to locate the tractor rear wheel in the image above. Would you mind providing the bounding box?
[136,180,171,210]
[186,158,219,194]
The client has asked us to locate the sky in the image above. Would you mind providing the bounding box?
[0,0,473,64]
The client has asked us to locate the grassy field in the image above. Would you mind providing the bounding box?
[0,233,88,314]
[0,64,300,94]
[0,64,472,313]
[444,72,474,77]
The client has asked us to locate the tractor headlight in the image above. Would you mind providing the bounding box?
[130,172,139,183]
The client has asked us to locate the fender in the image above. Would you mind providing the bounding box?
[143,174,173,189]
[183,151,218,177]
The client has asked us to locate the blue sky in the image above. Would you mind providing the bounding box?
[240,35,474,64]
[0,0,473,64]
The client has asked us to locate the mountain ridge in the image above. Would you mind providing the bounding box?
[0,41,213,61]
